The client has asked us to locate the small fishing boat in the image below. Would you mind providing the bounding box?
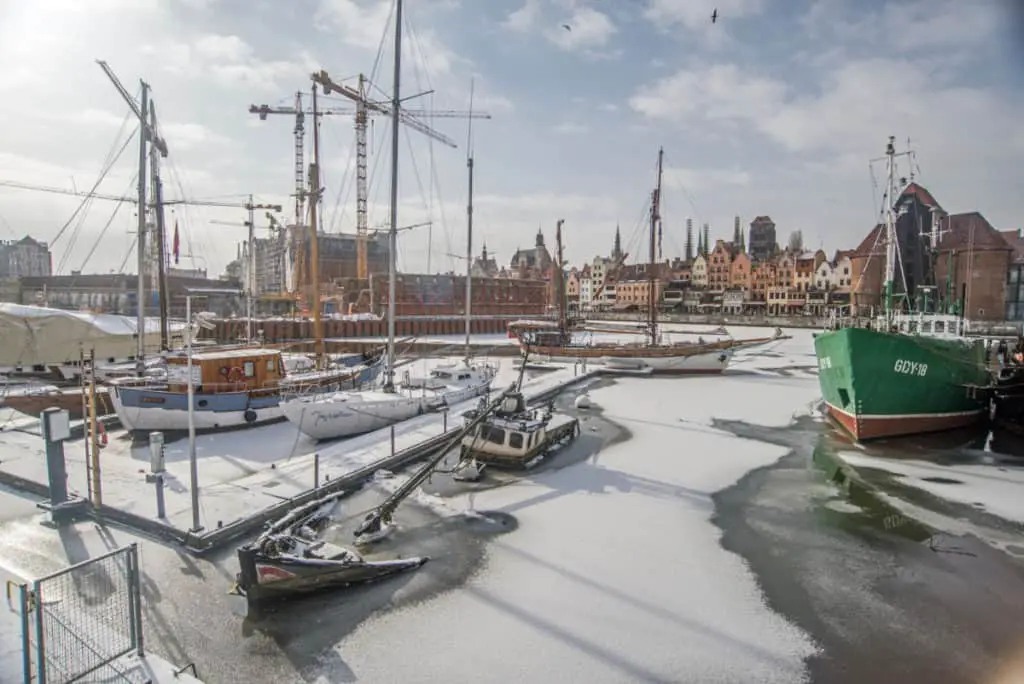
[111,347,381,434]
[1,385,117,420]
[457,389,579,471]
[231,490,428,609]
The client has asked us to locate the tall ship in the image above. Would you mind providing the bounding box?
[511,148,735,375]
[814,137,991,441]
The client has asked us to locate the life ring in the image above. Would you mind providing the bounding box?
[227,366,244,383]
[97,421,108,449]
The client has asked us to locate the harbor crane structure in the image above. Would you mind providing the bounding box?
[250,71,491,287]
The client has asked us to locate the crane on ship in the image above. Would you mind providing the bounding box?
[249,72,491,289]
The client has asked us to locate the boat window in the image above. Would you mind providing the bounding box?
[432,371,452,379]
[481,425,505,445]
[244,361,255,378]
[509,432,524,449]
[934,321,945,333]
[266,358,275,372]
[458,373,470,380]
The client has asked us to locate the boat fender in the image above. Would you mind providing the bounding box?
[97,421,108,449]
[244,409,258,424]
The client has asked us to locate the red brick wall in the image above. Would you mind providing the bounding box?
[933,249,1011,321]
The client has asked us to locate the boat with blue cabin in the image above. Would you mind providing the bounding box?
[111,347,381,434]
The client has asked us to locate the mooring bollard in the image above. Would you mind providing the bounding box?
[313,453,320,489]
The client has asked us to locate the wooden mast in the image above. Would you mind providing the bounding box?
[309,82,325,367]
[648,148,664,345]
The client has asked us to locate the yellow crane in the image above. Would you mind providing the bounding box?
[253,73,491,285]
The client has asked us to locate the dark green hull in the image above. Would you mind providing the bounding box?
[814,327,990,440]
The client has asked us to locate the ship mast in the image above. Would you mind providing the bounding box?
[463,80,475,365]
[555,219,567,334]
[648,148,664,345]
[883,136,897,318]
[383,0,404,391]
[309,83,325,367]
[135,85,149,373]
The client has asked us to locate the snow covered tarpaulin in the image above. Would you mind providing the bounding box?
[0,303,178,366]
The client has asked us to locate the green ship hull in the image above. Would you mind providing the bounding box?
[814,327,990,440]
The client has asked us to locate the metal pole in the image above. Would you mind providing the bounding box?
[18,584,30,684]
[390,424,396,457]
[384,0,404,391]
[247,195,255,343]
[130,544,144,656]
[186,296,200,531]
[313,452,320,489]
[135,83,149,375]
[33,580,45,684]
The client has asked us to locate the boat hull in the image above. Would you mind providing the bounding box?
[282,392,434,440]
[814,327,990,441]
[527,343,732,375]
[3,387,115,419]
[112,363,382,434]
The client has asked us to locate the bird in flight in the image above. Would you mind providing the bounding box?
[711,8,718,23]
[562,23,572,31]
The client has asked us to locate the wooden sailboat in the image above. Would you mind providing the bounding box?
[281,0,481,441]
[514,148,737,375]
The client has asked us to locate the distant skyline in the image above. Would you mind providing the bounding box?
[0,0,1021,279]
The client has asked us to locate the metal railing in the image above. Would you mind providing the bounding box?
[11,544,143,684]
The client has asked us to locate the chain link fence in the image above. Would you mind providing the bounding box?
[13,544,143,684]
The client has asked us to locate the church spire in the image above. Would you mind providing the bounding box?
[612,223,623,261]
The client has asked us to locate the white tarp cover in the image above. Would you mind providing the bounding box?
[0,303,183,366]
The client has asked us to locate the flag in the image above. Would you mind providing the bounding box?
[172,221,180,265]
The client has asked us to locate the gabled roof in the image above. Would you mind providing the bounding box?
[999,229,1024,263]
[935,212,1010,252]
[900,182,941,211]
[853,224,886,258]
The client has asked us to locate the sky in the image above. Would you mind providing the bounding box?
[0,0,1021,280]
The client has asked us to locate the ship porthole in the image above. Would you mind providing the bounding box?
[198,400,208,408]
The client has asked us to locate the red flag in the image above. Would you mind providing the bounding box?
[172,221,180,265]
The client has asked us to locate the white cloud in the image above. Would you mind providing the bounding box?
[664,166,751,194]
[547,7,616,52]
[644,0,765,30]
[504,0,542,32]
[553,121,590,135]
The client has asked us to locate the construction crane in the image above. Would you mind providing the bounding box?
[309,71,490,281]
[248,95,352,231]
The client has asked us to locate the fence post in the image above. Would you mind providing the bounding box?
[19,584,30,684]
[129,544,144,656]
[313,453,320,489]
[33,580,45,684]
[390,425,395,457]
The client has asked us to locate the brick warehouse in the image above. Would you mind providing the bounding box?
[850,182,1012,320]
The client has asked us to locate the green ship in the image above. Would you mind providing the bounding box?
[815,137,992,441]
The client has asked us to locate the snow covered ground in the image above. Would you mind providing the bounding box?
[318,330,823,683]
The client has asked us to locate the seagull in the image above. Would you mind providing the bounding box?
[711,8,718,23]
[562,23,572,31]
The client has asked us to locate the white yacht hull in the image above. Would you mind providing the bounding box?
[598,349,732,374]
[281,392,434,441]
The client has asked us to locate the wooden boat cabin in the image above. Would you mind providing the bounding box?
[165,348,285,394]
[460,393,579,468]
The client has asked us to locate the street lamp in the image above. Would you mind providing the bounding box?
[183,287,229,533]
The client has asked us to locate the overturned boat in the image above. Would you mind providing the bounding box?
[231,491,428,608]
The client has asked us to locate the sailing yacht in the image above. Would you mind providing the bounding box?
[513,149,735,375]
[280,0,494,441]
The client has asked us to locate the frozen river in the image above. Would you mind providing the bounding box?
[2,325,1024,683]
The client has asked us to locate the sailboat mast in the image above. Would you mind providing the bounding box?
[135,82,149,374]
[883,136,896,317]
[384,0,403,391]
[648,147,664,344]
[310,84,326,366]
[555,219,567,334]
[464,80,475,365]
[149,102,170,351]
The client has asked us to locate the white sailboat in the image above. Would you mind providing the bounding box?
[281,0,493,441]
